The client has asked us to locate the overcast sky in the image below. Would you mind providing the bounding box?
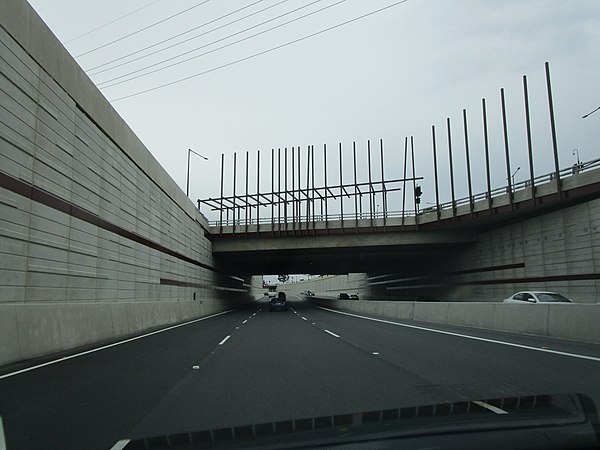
[27,0,600,222]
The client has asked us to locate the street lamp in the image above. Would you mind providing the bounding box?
[511,166,521,189]
[186,148,208,197]
[573,148,581,165]
[582,106,600,119]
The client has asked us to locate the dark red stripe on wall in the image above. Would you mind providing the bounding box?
[0,169,219,273]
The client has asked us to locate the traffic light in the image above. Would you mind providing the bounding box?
[414,185,422,204]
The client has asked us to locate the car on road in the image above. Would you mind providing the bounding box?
[267,291,277,299]
[338,293,350,300]
[350,293,359,300]
[269,292,288,311]
[503,291,573,304]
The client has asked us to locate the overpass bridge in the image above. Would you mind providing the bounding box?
[208,160,600,274]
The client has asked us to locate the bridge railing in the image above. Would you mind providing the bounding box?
[207,157,600,228]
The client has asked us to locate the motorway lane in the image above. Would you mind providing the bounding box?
[127,299,436,440]
[0,304,260,450]
[2,297,600,449]
[292,298,600,404]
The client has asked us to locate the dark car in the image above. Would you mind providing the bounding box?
[269,292,288,312]
[338,293,350,300]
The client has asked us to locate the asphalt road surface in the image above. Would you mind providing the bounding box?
[2,296,600,450]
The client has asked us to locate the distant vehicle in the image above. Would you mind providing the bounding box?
[301,291,314,297]
[503,291,573,304]
[350,293,359,300]
[267,291,277,298]
[269,292,288,312]
[338,293,350,300]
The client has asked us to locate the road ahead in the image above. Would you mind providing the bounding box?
[2,297,600,449]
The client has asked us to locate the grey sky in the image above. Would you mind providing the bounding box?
[27,0,600,222]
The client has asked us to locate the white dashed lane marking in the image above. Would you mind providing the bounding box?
[324,329,340,338]
[218,335,231,346]
[242,320,248,324]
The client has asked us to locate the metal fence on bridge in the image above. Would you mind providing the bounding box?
[199,63,595,234]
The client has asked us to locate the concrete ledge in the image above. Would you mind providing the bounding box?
[308,298,600,344]
[0,299,244,367]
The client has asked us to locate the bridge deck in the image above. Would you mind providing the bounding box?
[210,164,600,237]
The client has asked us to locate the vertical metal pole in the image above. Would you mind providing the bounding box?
[380,139,387,229]
[431,125,440,220]
[306,145,311,232]
[278,148,281,234]
[501,88,513,205]
[339,143,344,230]
[219,153,224,232]
[545,61,561,197]
[245,150,249,232]
[232,152,237,233]
[256,150,260,232]
[523,75,536,203]
[411,136,418,227]
[402,136,408,226]
[323,143,328,233]
[353,141,358,230]
[367,140,373,228]
[311,145,316,233]
[463,109,473,214]
[291,146,295,234]
[271,148,274,234]
[284,147,288,234]
[447,118,456,217]
[482,98,492,211]
[297,146,301,233]
[186,149,191,197]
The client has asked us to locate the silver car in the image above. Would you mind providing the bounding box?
[503,291,573,304]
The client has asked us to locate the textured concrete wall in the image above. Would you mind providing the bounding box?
[308,298,600,344]
[366,198,600,303]
[0,0,257,366]
[277,273,369,298]
[442,198,600,303]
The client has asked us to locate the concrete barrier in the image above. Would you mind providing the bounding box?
[308,298,600,344]
[0,299,245,364]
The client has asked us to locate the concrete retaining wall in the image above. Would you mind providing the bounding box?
[277,273,369,298]
[0,0,257,367]
[308,298,600,344]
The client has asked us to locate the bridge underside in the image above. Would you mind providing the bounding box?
[212,230,476,274]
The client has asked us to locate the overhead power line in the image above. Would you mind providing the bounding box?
[110,0,410,102]
[97,0,336,88]
[65,0,163,44]
[87,0,284,76]
[75,0,212,58]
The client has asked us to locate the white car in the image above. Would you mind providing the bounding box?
[503,291,573,304]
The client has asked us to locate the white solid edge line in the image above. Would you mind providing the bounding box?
[109,439,131,450]
[472,400,509,414]
[0,309,235,381]
[324,329,340,338]
[219,335,231,346]
[313,305,600,363]
[0,416,6,450]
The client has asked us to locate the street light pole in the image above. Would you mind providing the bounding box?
[582,106,600,119]
[186,148,208,197]
[511,166,521,189]
[573,148,581,165]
